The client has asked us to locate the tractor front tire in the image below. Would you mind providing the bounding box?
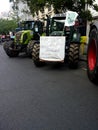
[26,40,34,57]
[3,41,19,57]
[32,43,45,67]
[68,43,79,69]
[87,28,98,85]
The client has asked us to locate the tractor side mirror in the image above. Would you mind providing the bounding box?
[35,27,38,32]
[34,25,39,32]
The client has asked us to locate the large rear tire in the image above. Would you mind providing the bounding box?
[68,43,79,69]
[87,28,98,85]
[32,43,45,67]
[3,41,19,57]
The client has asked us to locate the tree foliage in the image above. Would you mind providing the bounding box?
[0,19,17,34]
[17,0,98,20]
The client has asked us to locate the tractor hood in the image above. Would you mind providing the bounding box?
[50,31,64,36]
[15,30,33,44]
[15,30,33,37]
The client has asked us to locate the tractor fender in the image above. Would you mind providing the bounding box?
[33,40,40,45]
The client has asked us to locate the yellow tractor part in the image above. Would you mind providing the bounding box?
[80,36,88,54]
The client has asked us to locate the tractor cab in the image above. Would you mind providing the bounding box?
[18,20,43,34]
[49,14,65,36]
[46,14,66,36]
[21,21,35,31]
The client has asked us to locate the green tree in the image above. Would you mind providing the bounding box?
[0,19,17,34]
[15,0,98,20]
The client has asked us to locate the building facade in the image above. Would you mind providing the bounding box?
[34,5,54,21]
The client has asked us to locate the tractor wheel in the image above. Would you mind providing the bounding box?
[68,43,79,69]
[26,40,34,57]
[3,41,19,57]
[32,43,45,67]
[87,28,98,85]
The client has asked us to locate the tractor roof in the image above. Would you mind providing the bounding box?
[22,20,35,24]
[52,13,66,19]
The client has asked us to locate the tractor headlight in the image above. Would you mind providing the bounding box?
[73,33,77,39]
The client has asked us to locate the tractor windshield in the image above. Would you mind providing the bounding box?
[50,17,65,36]
[22,21,35,30]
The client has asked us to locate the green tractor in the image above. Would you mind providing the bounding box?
[32,11,86,68]
[3,20,43,57]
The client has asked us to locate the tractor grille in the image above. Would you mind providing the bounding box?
[15,31,22,42]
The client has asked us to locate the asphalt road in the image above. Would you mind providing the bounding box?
[0,45,98,130]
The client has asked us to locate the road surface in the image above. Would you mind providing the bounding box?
[0,45,98,130]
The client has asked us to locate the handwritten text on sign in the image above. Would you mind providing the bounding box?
[40,36,65,61]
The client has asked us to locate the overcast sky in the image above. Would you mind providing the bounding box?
[0,0,98,14]
[0,0,10,13]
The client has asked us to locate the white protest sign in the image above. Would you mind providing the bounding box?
[40,36,65,61]
[65,11,78,26]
